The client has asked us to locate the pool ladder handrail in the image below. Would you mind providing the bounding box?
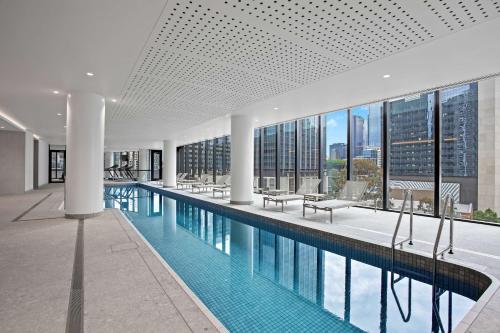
[390,273,412,322]
[431,194,455,333]
[432,194,455,265]
[391,189,414,264]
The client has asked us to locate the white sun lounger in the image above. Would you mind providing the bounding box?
[263,179,323,212]
[192,175,230,193]
[303,181,368,223]
[213,186,231,199]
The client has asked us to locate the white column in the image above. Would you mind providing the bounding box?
[138,148,149,182]
[230,115,254,204]
[104,151,114,168]
[65,92,105,218]
[163,140,177,188]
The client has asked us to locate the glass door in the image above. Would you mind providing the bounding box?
[150,150,162,181]
[49,150,66,183]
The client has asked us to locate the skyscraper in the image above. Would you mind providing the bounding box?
[368,103,382,147]
[352,115,365,157]
[329,143,346,160]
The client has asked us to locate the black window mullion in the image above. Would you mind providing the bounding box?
[259,128,264,189]
[382,101,389,210]
[318,115,323,193]
[347,108,352,181]
[294,120,299,193]
[434,90,441,217]
[276,125,280,190]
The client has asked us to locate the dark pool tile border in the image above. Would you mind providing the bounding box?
[137,183,499,330]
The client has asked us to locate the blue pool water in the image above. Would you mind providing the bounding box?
[104,185,478,333]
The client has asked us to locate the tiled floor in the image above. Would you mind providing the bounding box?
[144,182,500,333]
[0,184,221,333]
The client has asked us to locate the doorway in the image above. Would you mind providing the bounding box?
[49,150,66,183]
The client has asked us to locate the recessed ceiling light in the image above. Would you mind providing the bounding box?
[53,90,60,94]
[0,126,5,129]
[86,72,94,77]
[273,107,279,110]
[110,98,117,103]
[383,74,391,79]
[57,113,62,116]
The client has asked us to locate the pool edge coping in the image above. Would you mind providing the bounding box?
[135,182,500,333]
[113,208,229,333]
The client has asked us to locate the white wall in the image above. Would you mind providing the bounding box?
[38,139,49,186]
[24,130,33,192]
[0,130,25,194]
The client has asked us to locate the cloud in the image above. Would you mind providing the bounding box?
[327,118,338,127]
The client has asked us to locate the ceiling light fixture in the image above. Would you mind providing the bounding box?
[383,74,391,79]
[273,107,279,110]
[86,72,94,77]
[57,113,62,116]
[0,126,5,129]
[53,90,60,94]
[111,98,117,103]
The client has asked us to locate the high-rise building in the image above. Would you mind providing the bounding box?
[329,143,346,160]
[352,115,365,157]
[368,104,382,147]
[441,83,478,177]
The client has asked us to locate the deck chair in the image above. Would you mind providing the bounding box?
[263,178,323,212]
[192,175,230,193]
[303,181,368,223]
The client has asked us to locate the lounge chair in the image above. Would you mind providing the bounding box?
[177,174,202,189]
[192,175,230,193]
[263,178,323,212]
[187,174,212,192]
[302,181,368,223]
[213,186,231,199]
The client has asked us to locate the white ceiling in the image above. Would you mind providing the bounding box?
[1,0,500,147]
[0,117,21,132]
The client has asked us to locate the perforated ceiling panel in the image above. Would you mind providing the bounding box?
[108,0,500,128]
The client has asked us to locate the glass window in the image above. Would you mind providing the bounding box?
[279,121,296,193]
[323,111,348,196]
[388,92,435,215]
[262,126,277,190]
[440,83,478,220]
[254,129,261,192]
[192,143,199,177]
[351,103,383,208]
[214,138,224,176]
[206,139,214,181]
[223,136,231,175]
[198,141,206,176]
[298,116,320,193]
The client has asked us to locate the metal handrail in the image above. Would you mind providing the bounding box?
[433,195,455,262]
[391,190,414,264]
[390,273,412,322]
[431,194,455,333]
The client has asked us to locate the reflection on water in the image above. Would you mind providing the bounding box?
[104,186,476,333]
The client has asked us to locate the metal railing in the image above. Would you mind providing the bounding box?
[432,194,455,263]
[431,194,455,333]
[390,273,412,322]
[391,189,414,264]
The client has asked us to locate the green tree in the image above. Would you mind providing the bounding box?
[473,209,500,223]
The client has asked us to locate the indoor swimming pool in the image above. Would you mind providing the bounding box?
[104,185,481,333]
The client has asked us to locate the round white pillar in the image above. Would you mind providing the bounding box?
[138,148,149,182]
[163,140,177,188]
[104,151,114,168]
[230,115,254,205]
[65,92,105,218]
